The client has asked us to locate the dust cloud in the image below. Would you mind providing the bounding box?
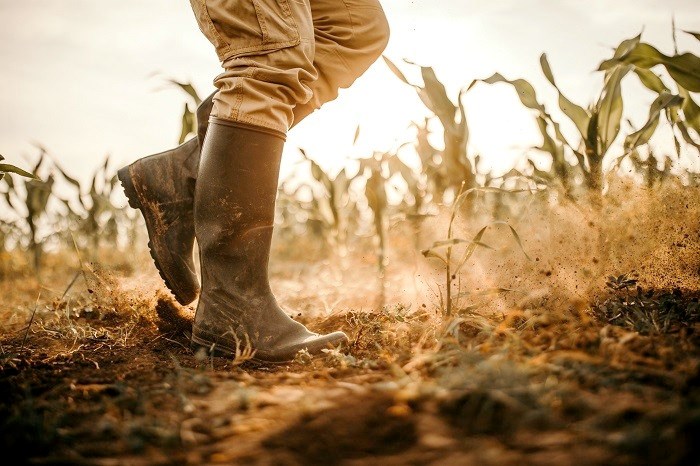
[413,181,700,314]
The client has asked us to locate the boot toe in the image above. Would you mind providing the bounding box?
[256,330,350,363]
[292,330,350,357]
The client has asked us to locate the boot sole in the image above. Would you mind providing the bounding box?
[190,333,289,365]
[190,332,347,365]
[118,164,194,305]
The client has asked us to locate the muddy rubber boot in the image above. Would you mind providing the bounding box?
[118,139,200,304]
[117,95,214,305]
[191,119,349,363]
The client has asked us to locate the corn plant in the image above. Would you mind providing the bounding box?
[1,150,56,271]
[384,57,476,203]
[54,155,124,258]
[356,150,404,275]
[164,79,202,144]
[421,184,530,317]
[466,32,699,274]
[597,29,700,156]
[471,58,623,204]
[295,148,356,260]
[0,155,36,257]
[480,167,535,221]
[626,149,674,189]
[471,32,696,207]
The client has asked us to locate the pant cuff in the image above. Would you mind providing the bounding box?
[209,117,287,141]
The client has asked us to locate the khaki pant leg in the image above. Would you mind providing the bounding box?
[189,0,316,133]
[291,0,390,125]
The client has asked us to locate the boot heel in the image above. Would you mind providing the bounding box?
[117,165,142,210]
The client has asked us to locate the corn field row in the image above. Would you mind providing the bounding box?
[1,31,699,287]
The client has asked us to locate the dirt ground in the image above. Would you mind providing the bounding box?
[1,202,700,465]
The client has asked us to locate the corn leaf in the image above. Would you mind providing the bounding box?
[32,149,47,174]
[596,65,630,155]
[421,248,447,265]
[612,33,642,59]
[492,221,532,261]
[457,89,470,147]
[678,86,700,132]
[534,115,560,157]
[454,226,489,274]
[598,42,700,92]
[624,92,683,152]
[431,238,472,248]
[420,66,458,133]
[633,68,668,93]
[666,101,700,157]
[480,73,544,112]
[52,161,85,210]
[540,54,590,138]
[677,121,700,151]
[382,56,412,85]
[167,79,202,105]
[53,162,81,191]
[0,163,37,180]
[179,103,194,144]
[684,30,700,42]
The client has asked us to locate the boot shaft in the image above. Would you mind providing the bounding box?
[194,119,286,303]
[191,119,350,361]
[195,119,285,244]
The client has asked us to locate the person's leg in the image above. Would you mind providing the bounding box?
[193,121,347,361]
[189,0,348,361]
[197,0,390,129]
[291,0,390,123]
[119,0,390,305]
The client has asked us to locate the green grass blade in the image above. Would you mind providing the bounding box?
[492,221,532,261]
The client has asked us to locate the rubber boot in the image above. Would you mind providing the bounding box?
[117,94,214,304]
[191,120,349,362]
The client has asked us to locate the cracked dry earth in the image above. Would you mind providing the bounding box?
[0,254,699,466]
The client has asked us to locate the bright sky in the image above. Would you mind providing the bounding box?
[1,0,699,186]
